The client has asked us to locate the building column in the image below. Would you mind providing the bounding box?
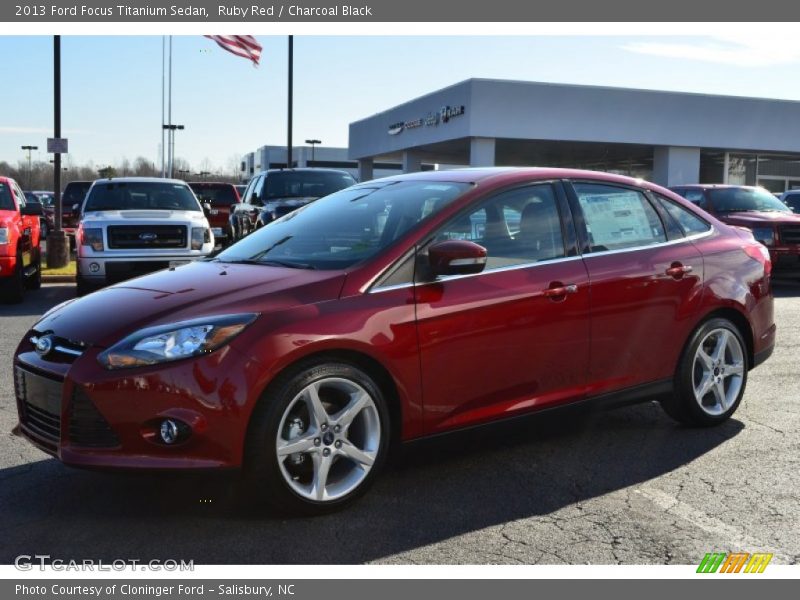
[297,147,308,168]
[358,158,374,182]
[402,151,422,173]
[652,146,700,187]
[470,137,496,167]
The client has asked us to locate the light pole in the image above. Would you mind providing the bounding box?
[176,169,189,180]
[305,139,321,165]
[21,145,38,189]
[162,124,184,177]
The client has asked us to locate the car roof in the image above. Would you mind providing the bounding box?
[670,183,760,190]
[361,166,656,188]
[91,177,188,185]
[261,168,355,176]
[187,181,235,186]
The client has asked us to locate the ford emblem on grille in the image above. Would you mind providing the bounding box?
[35,336,53,357]
[139,232,158,241]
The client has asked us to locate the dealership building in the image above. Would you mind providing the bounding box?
[348,78,800,193]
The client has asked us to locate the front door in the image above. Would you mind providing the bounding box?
[416,183,591,434]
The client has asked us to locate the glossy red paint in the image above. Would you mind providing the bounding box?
[1,176,41,281]
[14,168,775,471]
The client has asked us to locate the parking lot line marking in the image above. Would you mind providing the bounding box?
[634,486,791,562]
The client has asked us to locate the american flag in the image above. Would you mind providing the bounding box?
[204,35,262,66]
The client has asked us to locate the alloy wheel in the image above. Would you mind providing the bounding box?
[275,377,381,502]
[692,327,745,416]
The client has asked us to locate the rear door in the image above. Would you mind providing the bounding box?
[417,182,591,433]
[565,180,704,395]
[11,183,36,266]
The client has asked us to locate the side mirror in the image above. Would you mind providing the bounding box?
[428,240,487,277]
[21,203,44,216]
[202,202,212,213]
[72,203,80,213]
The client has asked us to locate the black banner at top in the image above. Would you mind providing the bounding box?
[2,0,797,22]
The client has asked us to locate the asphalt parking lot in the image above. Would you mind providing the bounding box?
[0,282,798,565]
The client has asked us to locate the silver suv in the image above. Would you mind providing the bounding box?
[76,178,215,295]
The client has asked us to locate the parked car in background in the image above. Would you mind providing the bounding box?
[230,168,357,242]
[671,184,800,275]
[235,184,246,198]
[779,190,800,213]
[188,181,241,247]
[1,177,42,302]
[62,181,93,246]
[15,168,774,514]
[75,178,215,295]
[24,191,55,237]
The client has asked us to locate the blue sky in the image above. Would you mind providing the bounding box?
[2,35,799,173]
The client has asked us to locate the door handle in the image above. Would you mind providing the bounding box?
[665,263,693,278]
[542,283,578,299]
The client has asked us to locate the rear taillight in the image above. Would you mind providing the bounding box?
[744,243,772,276]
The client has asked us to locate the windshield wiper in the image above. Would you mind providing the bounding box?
[219,258,315,270]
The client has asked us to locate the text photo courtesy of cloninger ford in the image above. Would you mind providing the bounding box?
[0,30,799,571]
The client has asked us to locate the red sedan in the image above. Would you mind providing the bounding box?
[14,168,775,514]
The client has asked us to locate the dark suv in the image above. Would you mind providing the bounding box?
[230,168,356,242]
[671,184,800,275]
[62,181,93,244]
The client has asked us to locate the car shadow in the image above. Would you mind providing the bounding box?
[0,283,74,316]
[0,401,743,564]
[771,278,800,298]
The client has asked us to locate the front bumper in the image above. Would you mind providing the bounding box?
[77,254,207,285]
[13,335,264,470]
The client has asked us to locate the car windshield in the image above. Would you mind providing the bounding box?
[0,183,15,211]
[63,182,92,205]
[84,182,201,212]
[709,187,792,213]
[217,180,472,270]
[264,171,356,200]
[783,195,800,212]
[190,183,237,206]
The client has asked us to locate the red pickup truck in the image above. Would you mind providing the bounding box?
[0,176,43,302]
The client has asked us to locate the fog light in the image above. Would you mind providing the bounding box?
[89,262,100,273]
[159,419,189,444]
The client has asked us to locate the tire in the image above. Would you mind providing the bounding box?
[661,317,748,426]
[0,253,25,304]
[243,360,391,515]
[26,251,41,290]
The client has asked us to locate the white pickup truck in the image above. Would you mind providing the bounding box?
[75,177,215,295]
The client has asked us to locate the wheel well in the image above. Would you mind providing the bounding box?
[246,349,404,453]
[698,308,755,369]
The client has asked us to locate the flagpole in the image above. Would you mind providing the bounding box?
[168,35,173,178]
[160,35,165,177]
[287,35,293,169]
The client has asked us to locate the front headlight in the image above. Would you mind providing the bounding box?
[0,227,8,244]
[97,313,258,370]
[81,227,104,251]
[191,227,211,250]
[749,227,775,246]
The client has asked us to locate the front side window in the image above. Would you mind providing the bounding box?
[574,183,666,252]
[0,183,16,211]
[84,182,201,212]
[217,180,471,270]
[433,184,565,270]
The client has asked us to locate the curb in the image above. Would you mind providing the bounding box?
[42,276,76,284]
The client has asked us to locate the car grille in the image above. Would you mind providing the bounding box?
[29,332,86,364]
[107,225,187,249]
[779,225,800,245]
[68,389,120,448]
[15,366,63,451]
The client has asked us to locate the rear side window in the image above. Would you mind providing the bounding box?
[573,183,666,252]
[653,194,711,236]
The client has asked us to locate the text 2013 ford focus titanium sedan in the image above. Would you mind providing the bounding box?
[14,168,775,514]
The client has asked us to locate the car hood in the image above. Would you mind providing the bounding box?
[81,210,207,224]
[719,211,800,225]
[34,261,346,347]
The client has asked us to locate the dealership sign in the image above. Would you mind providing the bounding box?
[388,105,465,135]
